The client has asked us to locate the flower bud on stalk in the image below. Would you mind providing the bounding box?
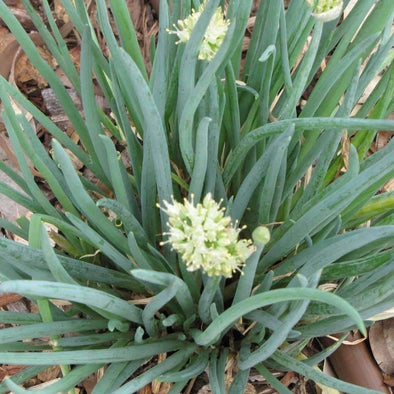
[252,226,271,247]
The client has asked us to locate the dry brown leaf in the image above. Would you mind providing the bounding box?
[82,373,98,394]
[126,0,157,73]
[14,46,56,90]
[244,382,257,394]
[375,131,393,150]
[29,301,39,314]
[25,378,61,390]
[0,128,36,223]
[37,365,61,382]
[156,382,172,394]
[281,371,298,387]
[0,28,20,79]
[370,318,394,375]
[371,130,393,153]
[196,384,212,394]
[54,0,70,24]
[0,167,31,223]
[197,381,257,394]
[2,0,23,6]
[383,374,394,387]
[0,293,22,307]
[64,148,84,171]
[127,0,144,32]
[140,384,153,394]
[41,86,109,133]
[0,364,27,381]
[358,75,381,105]
[340,131,350,170]
[41,88,82,130]
[0,132,19,168]
[382,178,394,193]
[6,299,29,313]
[48,299,72,307]
[0,4,35,30]
[151,353,167,394]
[242,36,251,51]
[55,45,81,87]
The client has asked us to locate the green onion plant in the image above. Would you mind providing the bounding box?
[0,0,393,392]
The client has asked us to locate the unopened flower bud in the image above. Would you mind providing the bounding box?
[252,226,270,246]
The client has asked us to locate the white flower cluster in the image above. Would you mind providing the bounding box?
[167,1,230,61]
[306,0,343,22]
[161,194,255,278]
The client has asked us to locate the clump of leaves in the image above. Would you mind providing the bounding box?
[0,0,393,393]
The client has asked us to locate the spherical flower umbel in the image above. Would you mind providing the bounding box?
[160,194,255,278]
[306,0,343,22]
[167,1,230,61]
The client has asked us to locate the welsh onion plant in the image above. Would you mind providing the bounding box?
[0,0,393,392]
